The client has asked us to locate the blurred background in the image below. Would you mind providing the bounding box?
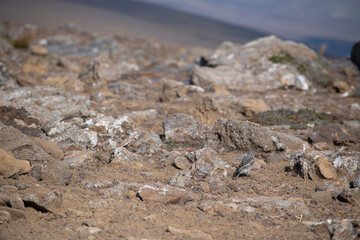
[0,0,359,57]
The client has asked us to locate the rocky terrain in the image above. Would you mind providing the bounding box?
[0,22,359,240]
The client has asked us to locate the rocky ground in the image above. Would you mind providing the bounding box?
[0,22,359,240]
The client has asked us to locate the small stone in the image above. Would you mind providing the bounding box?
[0,210,11,224]
[239,99,270,116]
[22,186,62,212]
[317,156,337,179]
[0,149,31,178]
[166,226,212,240]
[64,151,95,168]
[9,196,25,210]
[313,142,334,151]
[30,45,48,56]
[33,137,64,160]
[173,156,191,170]
[125,190,136,199]
[337,188,360,205]
[138,184,193,205]
[0,207,25,220]
[333,81,351,93]
[327,219,359,240]
[42,160,71,186]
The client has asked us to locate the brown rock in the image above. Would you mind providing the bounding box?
[0,210,11,223]
[337,188,360,205]
[313,142,334,151]
[138,184,193,205]
[166,226,212,240]
[173,156,191,170]
[208,118,309,153]
[333,81,351,93]
[0,207,25,220]
[30,45,48,56]
[317,156,337,179]
[239,99,270,116]
[309,123,355,145]
[22,56,49,76]
[22,186,62,212]
[0,149,31,178]
[33,137,64,160]
[192,97,224,126]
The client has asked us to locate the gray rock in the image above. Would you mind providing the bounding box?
[193,36,314,92]
[170,148,231,187]
[22,186,62,213]
[0,62,18,90]
[0,206,25,220]
[166,226,212,240]
[138,184,193,205]
[337,188,360,205]
[163,113,208,147]
[207,118,309,153]
[0,210,11,223]
[199,196,309,217]
[122,130,162,157]
[42,160,71,186]
[327,219,359,240]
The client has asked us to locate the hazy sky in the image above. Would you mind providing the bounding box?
[139,0,360,41]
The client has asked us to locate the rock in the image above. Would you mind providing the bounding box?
[170,148,231,187]
[0,207,25,220]
[8,196,25,210]
[30,45,48,56]
[64,151,95,168]
[122,130,162,156]
[311,191,334,204]
[22,186,62,212]
[0,210,11,223]
[309,122,355,145]
[207,118,309,153]
[199,196,309,217]
[166,226,212,240]
[173,155,191,170]
[351,174,360,188]
[77,226,102,236]
[22,56,49,76]
[42,160,71,186]
[111,146,143,168]
[0,62,18,90]
[33,137,64,160]
[160,78,188,102]
[191,97,225,126]
[337,188,360,205]
[0,125,57,165]
[239,99,270,116]
[327,219,359,240]
[192,36,314,92]
[333,81,351,93]
[163,113,208,147]
[315,179,349,197]
[0,106,42,137]
[333,152,360,176]
[317,156,337,179]
[137,184,193,205]
[95,52,138,82]
[0,149,31,178]
[351,41,360,70]
[313,142,334,151]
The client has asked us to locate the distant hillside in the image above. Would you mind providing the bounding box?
[66,0,267,47]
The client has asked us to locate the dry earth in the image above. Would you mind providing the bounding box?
[0,22,359,240]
